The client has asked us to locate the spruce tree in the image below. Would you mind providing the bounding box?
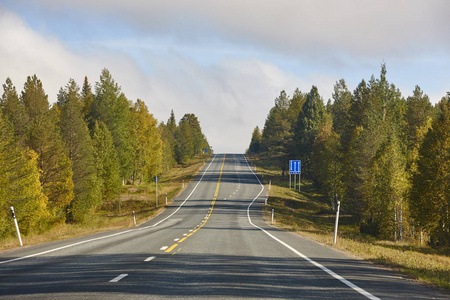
[175,117,194,164]
[260,91,293,175]
[1,78,28,141]
[58,79,101,222]
[21,75,74,223]
[160,110,177,170]
[81,76,94,120]
[90,69,134,179]
[294,86,325,177]
[248,126,262,154]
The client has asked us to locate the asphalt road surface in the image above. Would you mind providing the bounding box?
[0,154,447,299]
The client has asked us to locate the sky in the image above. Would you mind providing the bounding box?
[1,0,449,153]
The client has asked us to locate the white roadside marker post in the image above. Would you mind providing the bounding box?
[133,211,136,225]
[333,201,341,244]
[271,209,274,225]
[10,207,23,247]
[155,177,158,207]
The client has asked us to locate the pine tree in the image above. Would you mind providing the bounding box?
[58,79,101,223]
[21,75,74,223]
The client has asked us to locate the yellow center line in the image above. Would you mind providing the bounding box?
[165,154,226,253]
[165,243,178,252]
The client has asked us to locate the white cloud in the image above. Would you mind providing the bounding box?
[34,0,450,60]
[2,1,448,152]
[0,8,307,153]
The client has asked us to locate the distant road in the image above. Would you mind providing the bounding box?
[0,154,447,299]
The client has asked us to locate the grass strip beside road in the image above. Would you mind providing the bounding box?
[248,155,450,292]
[0,155,210,252]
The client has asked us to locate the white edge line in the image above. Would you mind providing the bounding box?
[243,154,380,300]
[0,229,134,265]
[144,256,155,262]
[139,154,217,230]
[0,155,218,266]
[109,274,128,282]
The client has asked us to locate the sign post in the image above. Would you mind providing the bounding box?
[289,160,301,191]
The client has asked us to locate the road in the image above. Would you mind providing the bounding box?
[0,154,447,299]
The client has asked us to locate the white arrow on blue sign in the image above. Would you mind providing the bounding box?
[289,160,301,174]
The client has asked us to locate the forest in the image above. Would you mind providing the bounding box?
[0,69,210,238]
[248,65,449,248]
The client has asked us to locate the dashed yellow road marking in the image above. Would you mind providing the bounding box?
[166,154,226,253]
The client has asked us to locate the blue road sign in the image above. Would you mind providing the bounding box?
[205,148,208,154]
[289,160,301,174]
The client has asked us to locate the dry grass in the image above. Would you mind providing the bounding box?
[0,155,209,252]
[250,155,450,292]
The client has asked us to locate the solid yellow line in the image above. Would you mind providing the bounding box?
[165,243,178,253]
[214,155,226,198]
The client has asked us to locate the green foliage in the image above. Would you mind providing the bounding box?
[90,69,134,179]
[410,97,450,247]
[251,64,447,247]
[330,79,352,151]
[364,133,409,239]
[295,86,325,177]
[174,113,210,164]
[160,110,177,170]
[311,113,343,210]
[91,121,121,201]
[175,116,194,163]
[0,69,212,236]
[131,99,162,183]
[247,126,262,154]
[261,90,300,174]
[0,111,48,237]
[81,76,94,121]
[58,79,101,223]
[1,78,28,141]
[21,75,74,223]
